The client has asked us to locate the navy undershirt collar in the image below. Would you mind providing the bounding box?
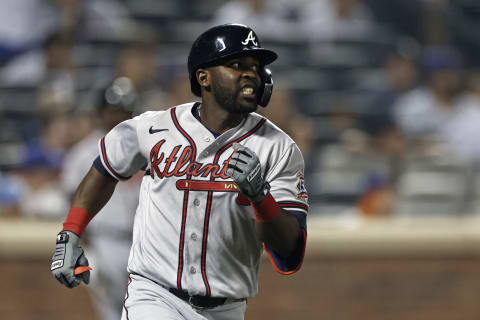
[192,103,221,138]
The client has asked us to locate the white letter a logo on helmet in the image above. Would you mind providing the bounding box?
[241,31,258,46]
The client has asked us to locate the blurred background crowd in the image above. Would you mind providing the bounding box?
[1,0,480,219]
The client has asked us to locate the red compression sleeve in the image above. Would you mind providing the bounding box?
[251,192,280,222]
[62,207,94,236]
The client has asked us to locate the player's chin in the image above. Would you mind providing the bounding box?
[237,96,258,113]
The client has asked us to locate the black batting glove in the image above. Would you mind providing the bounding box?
[226,143,270,204]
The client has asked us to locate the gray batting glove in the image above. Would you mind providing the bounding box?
[226,143,270,203]
[51,231,91,288]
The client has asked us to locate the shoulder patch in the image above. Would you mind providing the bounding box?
[296,172,308,200]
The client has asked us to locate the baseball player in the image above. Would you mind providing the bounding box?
[51,23,308,320]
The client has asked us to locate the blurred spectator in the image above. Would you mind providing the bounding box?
[355,119,406,217]
[0,0,83,85]
[258,87,314,160]
[364,0,423,40]
[0,172,23,217]
[0,0,152,86]
[392,46,480,163]
[13,114,71,219]
[359,49,420,133]
[447,0,480,67]
[61,77,141,320]
[436,71,480,163]
[299,0,377,42]
[420,0,450,47]
[0,0,58,66]
[298,0,389,66]
[212,0,303,40]
[36,33,76,114]
[113,41,167,112]
[79,0,153,42]
[0,31,76,122]
[166,71,197,107]
[393,46,463,137]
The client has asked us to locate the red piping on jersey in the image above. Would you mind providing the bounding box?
[176,179,240,192]
[201,190,213,296]
[263,229,307,275]
[123,274,132,320]
[171,107,197,291]
[277,201,309,212]
[100,137,129,180]
[200,117,266,296]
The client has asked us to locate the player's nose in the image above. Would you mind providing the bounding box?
[240,69,260,86]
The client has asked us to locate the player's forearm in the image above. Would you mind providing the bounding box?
[255,208,300,258]
[71,165,118,217]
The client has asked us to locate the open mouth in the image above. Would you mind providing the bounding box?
[240,86,256,99]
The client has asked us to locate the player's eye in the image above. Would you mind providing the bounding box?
[229,62,240,69]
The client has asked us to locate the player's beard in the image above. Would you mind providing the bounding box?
[211,81,258,115]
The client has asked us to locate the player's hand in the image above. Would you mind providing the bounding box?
[226,143,270,203]
[51,231,92,288]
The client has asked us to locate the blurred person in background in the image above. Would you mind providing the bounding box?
[14,114,71,219]
[78,0,152,42]
[445,0,480,67]
[212,0,304,41]
[352,49,418,217]
[166,71,196,107]
[0,170,23,217]
[355,118,406,218]
[257,87,314,161]
[392,46,480,163]
[0,30,76,218]
[36,32,76,115]
[298,0,385,67]
[0,29,75,91]
[299,0,377,42]
[435,69,480,164]
[0,0,58,78]
[361,49,420,125]
[60,77,141,320]
[113,41,167,112]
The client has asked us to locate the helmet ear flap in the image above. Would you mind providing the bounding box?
[258,68,273,107]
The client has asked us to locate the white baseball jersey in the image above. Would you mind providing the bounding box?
[97,102,308,299]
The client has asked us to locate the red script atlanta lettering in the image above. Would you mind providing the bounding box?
[149,140,230,179]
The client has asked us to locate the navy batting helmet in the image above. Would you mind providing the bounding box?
[187,23,278,107]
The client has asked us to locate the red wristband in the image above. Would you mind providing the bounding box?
[62,207,94,237]
[251,192,280,222]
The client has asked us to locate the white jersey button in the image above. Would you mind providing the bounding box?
[204,136,211,142]
[193,199,200,206]
[203,151,209,156]
[190,266,196,274]
[190,233,197,241]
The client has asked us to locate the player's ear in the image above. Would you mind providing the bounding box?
[196,69,210,92]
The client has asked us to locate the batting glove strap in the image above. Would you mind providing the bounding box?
[251,191,280,222]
